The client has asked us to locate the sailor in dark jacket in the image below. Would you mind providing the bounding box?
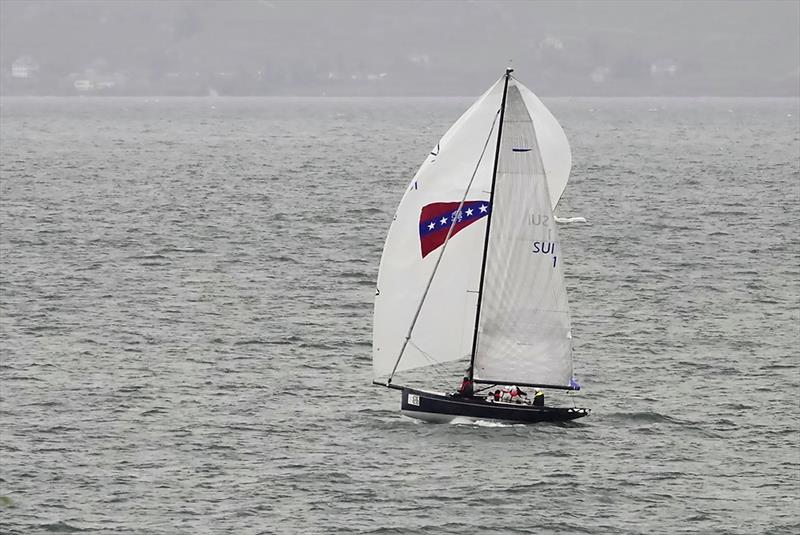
[456,376,474,397]
[533,388,545,407]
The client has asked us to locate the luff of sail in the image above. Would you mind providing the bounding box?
[472,82,573,387]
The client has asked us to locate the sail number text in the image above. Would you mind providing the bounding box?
[532,241,557,267]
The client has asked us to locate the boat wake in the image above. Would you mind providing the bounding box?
[450,417,522,427]
[604,411,681,424]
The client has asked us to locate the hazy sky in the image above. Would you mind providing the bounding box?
[1,0,798,96]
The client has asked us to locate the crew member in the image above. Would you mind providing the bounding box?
[457,376,473,397]
[509,385,527,403]
[533,388,545,407]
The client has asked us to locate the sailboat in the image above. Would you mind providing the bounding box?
[372,69,588,424]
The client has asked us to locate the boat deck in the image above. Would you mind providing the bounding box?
[400,386,589,424]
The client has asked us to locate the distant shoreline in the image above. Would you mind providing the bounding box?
[1,94,799,99]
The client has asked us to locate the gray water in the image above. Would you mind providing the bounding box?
[1,96,798,535]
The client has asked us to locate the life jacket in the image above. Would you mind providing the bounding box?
[459,379,473,395]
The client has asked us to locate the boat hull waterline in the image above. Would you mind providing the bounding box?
[400,387,589,424]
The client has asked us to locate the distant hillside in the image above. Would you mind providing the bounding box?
[1,0,798,96]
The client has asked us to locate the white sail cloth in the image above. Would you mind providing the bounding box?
[372,80,503,378]
[372,74,574,386]
[471,83,573,386]
[516,84,572,211]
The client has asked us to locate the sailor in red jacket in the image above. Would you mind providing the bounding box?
[457,376,474,397]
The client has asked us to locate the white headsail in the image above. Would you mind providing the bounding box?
[372,80,503,379]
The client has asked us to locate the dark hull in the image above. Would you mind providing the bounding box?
[400,387,589,424]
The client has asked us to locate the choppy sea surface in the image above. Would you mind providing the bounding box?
[1,95,798,535]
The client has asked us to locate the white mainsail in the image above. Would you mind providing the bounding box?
[373,73,574,387]
[471,82,573,386]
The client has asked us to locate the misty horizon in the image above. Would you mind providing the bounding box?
[1,0,799,97]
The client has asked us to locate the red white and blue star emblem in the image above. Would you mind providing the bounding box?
[418,200,490,258]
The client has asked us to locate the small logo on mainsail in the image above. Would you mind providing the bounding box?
[418,200,490,258]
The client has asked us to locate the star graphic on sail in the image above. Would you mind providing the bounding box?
[418,200,491,258]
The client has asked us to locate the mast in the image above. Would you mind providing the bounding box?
[468,68,512,381]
